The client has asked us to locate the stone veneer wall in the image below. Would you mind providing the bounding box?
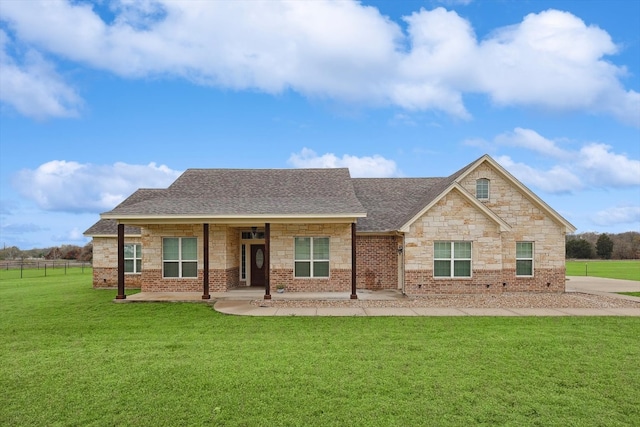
[91,236,142,289]
[403,161,567,295]
[355,235,400,290]
[138,224,241,292]
[269,223,353,292]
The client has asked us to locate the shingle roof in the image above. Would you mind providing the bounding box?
[352,178,443,232]
[102,168,366,217]
[84,219,141,236]
[86,156,500,236]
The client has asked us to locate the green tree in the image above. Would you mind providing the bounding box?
[566,239,593,259]
[596,233,614,259]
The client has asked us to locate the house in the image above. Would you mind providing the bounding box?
[83,154,576,299]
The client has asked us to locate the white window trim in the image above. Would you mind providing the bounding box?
[162,237,198,279]
[476,178,490,200]
[294,236,330,278]
[124,243,141,274]
[433,241,472,278]
[516,242,534,277]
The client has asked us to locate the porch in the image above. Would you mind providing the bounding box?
[118,288,404,302]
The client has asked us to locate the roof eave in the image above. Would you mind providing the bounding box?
[100,213,367,225]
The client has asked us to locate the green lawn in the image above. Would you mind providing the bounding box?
[619,292,640,298]
[1,272,639,426]
[566,260,640,281]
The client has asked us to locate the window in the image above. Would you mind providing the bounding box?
[476,178,490,200]
[163,237,197,278]
[124,243,141,274]
[434,241,472,278]
[241,231,265,239]
[516,242,534,276]
[294,237,329,278]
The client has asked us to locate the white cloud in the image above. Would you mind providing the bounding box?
[12,161,182,213]
[577,144,640,187]
[591,206,640,227]
[0,2,637,123]
[495,128,569,159]
[288,147,398,177]
[495,155,582,194]
[491,128,640,193]
[0,29,81,119]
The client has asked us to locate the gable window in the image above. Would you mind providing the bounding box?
[516,242,534,276]
[476,178,490,200]
[434,241,472,278]
[294,237,329,278]
[124,243,141,274]
[163,237,197,278]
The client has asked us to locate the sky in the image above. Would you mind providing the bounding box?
[0,0,639,250]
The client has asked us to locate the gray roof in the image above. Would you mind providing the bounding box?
[101,168,365,217]
[352,178,443,232]
[84,219,141,236]
[85,157,488,236]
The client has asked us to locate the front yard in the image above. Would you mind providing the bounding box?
[1,272,639,426]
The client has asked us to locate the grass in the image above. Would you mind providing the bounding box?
[566,260,640,281]
[618,292,640,298]
[1,272,640,426]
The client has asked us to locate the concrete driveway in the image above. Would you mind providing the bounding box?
[566,276,640,293]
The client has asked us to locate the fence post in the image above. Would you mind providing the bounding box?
[65,262,67,275]
[45,263,47,277]
[20,262,23,279]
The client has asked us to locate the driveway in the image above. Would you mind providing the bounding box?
[566,276,640,293]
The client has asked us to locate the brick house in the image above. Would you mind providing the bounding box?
[84,154,576,299]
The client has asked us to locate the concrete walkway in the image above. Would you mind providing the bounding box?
[118,278,640,317]
[212,300,640,317]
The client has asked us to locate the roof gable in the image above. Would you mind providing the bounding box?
[399,183,512,232]
[455,155,576,232]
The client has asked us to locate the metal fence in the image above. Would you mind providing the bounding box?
[0,260,92,279]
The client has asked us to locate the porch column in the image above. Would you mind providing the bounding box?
[350,222,358,299]
[264,223,271,300]
[202,224,210,300]
[116,223,126,299]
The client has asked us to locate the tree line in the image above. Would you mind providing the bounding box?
[566,232,639,260]
[0,243,93,262]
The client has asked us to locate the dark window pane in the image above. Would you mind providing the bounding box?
[164,262,179,277]
[516,260,533,276]
[182,262,198,277]
[313,261,329,277]
[295,261,311,277]
[454,260,471,277]
[434,260,451,277]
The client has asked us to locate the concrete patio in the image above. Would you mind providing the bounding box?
[114,277,640,317]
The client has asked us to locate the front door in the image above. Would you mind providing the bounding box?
[250,244,265,287]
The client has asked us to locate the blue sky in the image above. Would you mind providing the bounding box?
[1,0,639,250]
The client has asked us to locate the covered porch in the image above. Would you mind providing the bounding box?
[114,221,360,300]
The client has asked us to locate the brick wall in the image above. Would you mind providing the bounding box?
[405,267,565,294]
[271,268,351,292]
[91,236,141,289]
[356,235,399,290]
[268,223,353,292]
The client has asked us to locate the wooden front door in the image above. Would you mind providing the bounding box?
[250,244,265,287]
